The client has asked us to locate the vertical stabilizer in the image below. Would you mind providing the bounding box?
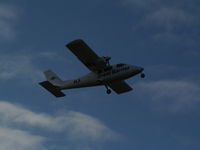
[39,70,66,97]
[44,70,63,86]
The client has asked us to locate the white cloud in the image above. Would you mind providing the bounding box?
[0,127,45,150]
[0,3,18,40]
[133,6,195,38]
[38,52,60,59]
[138,80,200,113]
[0,50,69,82]
[0,54,42,81]
[123,0,199,43]
[63,111,119,141]
[144,7,193,31]
[0,101,119,142]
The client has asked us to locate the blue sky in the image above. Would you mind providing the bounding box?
[0,0,200,150]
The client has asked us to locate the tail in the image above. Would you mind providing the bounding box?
[39,70,66,97]
[44,70,63,86]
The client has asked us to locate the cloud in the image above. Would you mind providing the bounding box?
[0,3,18,40]
[138,80,200,113]
[0,101,119,142]
[144,7,193,31]
[37,52,61,59]
[0,52,62,82]
[123,0,200,43]
[135,7,195,36]
[0,127,45,150]
[0,54,42,81]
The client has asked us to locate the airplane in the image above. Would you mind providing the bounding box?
[39,39,145,97]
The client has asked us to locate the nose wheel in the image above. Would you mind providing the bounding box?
[106,89,112,94]
[141,73,145,78]
[105,85,112,94]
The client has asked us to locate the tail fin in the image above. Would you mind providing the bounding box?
[44,70,63,86]
[39,70,66,97]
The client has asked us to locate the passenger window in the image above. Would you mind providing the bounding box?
[116,64,125,67]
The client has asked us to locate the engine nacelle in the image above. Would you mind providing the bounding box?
[103,56,111,62]
[96,56,111,67]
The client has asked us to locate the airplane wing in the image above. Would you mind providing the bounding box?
[108,80,133,94]
[66,39,107,72]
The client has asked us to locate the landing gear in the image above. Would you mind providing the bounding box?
[106,89,112,94]
[105,85,112,95]
[141,73,145,78]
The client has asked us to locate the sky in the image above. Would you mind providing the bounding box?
[0,0,200,150]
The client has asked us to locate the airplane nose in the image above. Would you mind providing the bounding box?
[137,67,144,73]
[131,66,144,74]
[140,67,144,72]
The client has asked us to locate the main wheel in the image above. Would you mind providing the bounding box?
[106,89,112,94]
[141,73,145,78]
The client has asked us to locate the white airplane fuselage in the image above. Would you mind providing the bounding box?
[59,64,143,90]
[39,39,145,97]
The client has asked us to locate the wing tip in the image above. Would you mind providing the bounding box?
[66,39,83,48]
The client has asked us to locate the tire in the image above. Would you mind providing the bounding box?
[106,89,111,94]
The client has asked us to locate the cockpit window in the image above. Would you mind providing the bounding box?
[116,64,125,67]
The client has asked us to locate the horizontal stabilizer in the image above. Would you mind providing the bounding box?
[39,81,66,97]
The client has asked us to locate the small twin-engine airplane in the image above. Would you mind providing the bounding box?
[39,39,145,97]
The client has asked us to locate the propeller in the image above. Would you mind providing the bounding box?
[103,56,111,66]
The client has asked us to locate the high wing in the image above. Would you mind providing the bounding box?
[108,80,133,94]
[66,39,107,72]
